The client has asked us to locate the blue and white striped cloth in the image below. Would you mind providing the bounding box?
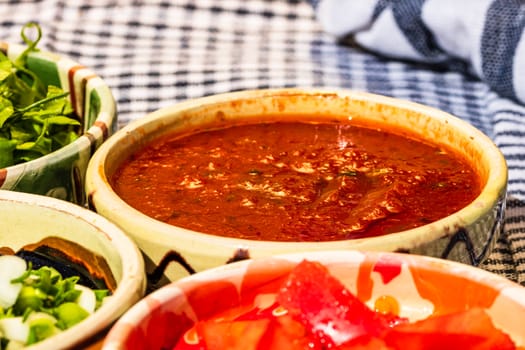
[311,0,525,105]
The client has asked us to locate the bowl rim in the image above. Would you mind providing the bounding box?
[102,250,525,349]
[0,189,146,350]
[86,88,508,252]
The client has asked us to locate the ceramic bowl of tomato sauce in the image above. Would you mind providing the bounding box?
[101,250,525,350]
[0,189,146,349]
[85,88,507,286]
[0,24,116,205]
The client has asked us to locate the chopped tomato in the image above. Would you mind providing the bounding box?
[197,318,270,350]
[172,260,518,350]
[276,260,405,347]
[382,308,516,350]
[338,335,393,350]
[259,315,322,350]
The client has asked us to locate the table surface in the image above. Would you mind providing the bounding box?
[1,0,524,340]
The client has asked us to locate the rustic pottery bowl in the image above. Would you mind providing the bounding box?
[101,250,525,349]
[85,88,507,285]
[0,40,116,204]
[0,189,146,350]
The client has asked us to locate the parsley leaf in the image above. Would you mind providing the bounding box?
[0,22,80,168]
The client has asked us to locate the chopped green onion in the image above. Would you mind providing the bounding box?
[0,255,109,346]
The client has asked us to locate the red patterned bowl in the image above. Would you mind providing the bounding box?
[101,251,525,350]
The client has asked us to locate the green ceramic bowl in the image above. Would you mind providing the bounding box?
[0,41,116,204]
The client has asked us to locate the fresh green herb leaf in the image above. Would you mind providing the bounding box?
[0,138,17,168]
[0,97,14,127]
[0,22,80,168]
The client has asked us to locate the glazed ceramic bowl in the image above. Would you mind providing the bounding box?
[0,40,116,204]
[85,88,507,285]
[0,189,146,350]
[101,250,525,349]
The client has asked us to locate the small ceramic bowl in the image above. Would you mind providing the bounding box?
[0,189,146,350]
[101,250,525,349]
[85,88,507,285]
[0,40,116,204]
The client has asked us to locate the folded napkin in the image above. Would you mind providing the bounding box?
[310,0,525,104]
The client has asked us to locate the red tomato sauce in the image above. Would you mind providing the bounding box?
[111,120,481,241]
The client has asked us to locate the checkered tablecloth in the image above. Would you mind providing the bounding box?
[2,0,524,284]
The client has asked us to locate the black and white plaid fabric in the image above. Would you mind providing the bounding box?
[1,0,524,284]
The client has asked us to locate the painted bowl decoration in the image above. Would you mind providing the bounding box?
[101,250,525,349]
[85,88,507,285]
[0,189,146,349]
[0,29,116,204]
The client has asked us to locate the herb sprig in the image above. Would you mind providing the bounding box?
[0,22,80,168]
